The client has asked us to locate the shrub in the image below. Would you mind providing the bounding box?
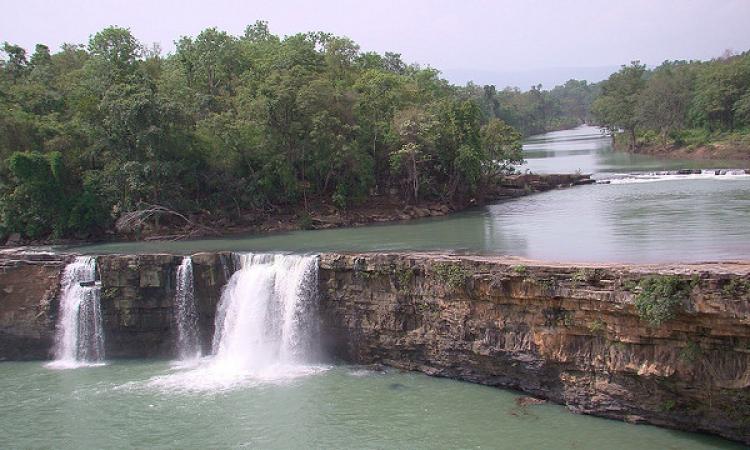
[297,212,314,230]
[572,268,599,284]
[634,276,692,326]
[678,341,702,363]
[588,319,606,334]
[433,263,468,289]
[722,278,750,297]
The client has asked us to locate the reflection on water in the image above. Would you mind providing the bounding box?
[66,126,750,263]
[523,125,747,175]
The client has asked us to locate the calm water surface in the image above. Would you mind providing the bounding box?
[1,361,741,450]
[69,125,750,262]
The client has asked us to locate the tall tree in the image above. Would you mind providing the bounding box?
[592,61,646,150]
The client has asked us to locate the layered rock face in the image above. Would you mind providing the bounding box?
[97,253,232,358]
[318,253,750,444]
[0,254,65,360]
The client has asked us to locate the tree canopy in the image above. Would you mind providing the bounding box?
[0,24,533,240]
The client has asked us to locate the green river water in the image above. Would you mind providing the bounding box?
[1,361,742,449]
[3,126,748,449]
[67,126,750,263]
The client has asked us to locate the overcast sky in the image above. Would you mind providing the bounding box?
[3,0,750,88]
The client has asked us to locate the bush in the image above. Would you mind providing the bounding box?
[635,276,692,326]
[297,212,314,230]
[433,263,468,289]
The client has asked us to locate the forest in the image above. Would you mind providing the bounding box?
[593,51,750,152]
[0,24,591,241]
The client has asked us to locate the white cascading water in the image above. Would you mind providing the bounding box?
[174,256,201,360]
[47,256,105,369]
[211,253,319,372]
[596,168,750,184]
[149,253,324,390]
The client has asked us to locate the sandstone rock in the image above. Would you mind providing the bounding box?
[317,253,750,445]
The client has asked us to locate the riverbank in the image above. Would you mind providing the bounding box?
[630,142,750,161]
[1,173,593,248]
[1,251,748,444]
[609,129,750,161]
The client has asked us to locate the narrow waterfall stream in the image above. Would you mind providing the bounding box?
[151,253,324,390]
[174,256,200,360]
[47,256,105,369]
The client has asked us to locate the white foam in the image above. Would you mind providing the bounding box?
[140,253,325,392]
[596,169,749,185]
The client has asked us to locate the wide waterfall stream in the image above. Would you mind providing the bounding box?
[153,253,324,391]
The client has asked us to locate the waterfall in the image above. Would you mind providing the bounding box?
[174,256,201,360]
[148,253,323,390]
[47,256,105,369]
[211,253,320,373]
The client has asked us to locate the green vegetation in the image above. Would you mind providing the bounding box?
[634,276,693,326]
[678,341,702,363]
[433,263,468,289]
[659,399,676,412]
[593,52,750,154]
[572,268,599,284]
[5,24,747,242]
[0,24,534,240]
[395,266,416,293]
[523,273,555,293]
[511,264,527,274]
[460,79,598,136]
[588,319,606,334]
[722,278,750,297]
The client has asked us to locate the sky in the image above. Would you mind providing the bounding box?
[2,0,750,88]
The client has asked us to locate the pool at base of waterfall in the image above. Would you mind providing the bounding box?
[0,360,742,450]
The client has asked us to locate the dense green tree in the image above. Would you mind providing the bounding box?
[592,61,646,150]
[636,63,694,144]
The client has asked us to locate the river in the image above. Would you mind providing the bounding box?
[69,125,750,263]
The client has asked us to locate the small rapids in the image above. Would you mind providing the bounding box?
[596,169,749,184]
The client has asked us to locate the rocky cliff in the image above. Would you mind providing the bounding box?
[0,251,748,443]
[96,253,231,358]
[318,253,750,444]
[0,254,65,360]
